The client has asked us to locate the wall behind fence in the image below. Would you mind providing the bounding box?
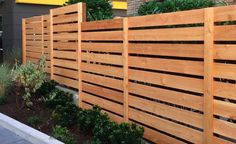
[22,4,236,144]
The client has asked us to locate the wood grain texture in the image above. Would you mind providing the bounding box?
[203,8,214,144]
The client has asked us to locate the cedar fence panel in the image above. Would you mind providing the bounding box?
[22,4,236,144]
[50,3,86,89]
[23,16,43,64]
[80,19,125,123]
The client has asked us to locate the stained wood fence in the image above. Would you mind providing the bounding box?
[22,3,236,144]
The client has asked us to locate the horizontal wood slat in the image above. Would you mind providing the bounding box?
[82,19,123,31]
[129,43,204,58]
[129,27,204,41]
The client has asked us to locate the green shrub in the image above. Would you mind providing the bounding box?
[64,0,113,21]
[108,123,144,144]
[52,125,76,144]
[27,115,42,126]
[0,96,7,105]
[12,57,46,107]
[138,0,218,16]
[43,89,74,109]
[77,106,104,133]
[36,80,56,97]
[78,106,144,144]
[52,102,79,127]
[0,64,12,104]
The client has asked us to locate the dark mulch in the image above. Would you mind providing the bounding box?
[0,85,92,144]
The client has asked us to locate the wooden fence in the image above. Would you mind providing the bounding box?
[22,3,236,144]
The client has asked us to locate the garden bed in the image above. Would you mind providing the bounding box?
[0,86,92,144]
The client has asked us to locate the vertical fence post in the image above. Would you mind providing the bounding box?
[123,18,129,122]
[22,19,26,64]
[41,16,44,55]
[50,10,54,80]
[203,7,214,144]
[78,3,86,108]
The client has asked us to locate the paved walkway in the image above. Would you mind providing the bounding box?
[0,126,32,144]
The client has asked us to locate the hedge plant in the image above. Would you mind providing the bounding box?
[64,0,113,21]
[138,0,222,16]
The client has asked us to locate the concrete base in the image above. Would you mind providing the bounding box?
[0,113,63,144]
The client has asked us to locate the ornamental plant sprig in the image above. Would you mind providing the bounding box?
[12,56,46,107]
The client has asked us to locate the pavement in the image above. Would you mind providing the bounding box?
[0,126,32,144]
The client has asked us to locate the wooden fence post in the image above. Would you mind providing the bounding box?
[78,3,86,108]
[41,16,44,55]
[50,9,54,80]
[123,18,129,122]
[203,7,214,144]
[22,19,26,64]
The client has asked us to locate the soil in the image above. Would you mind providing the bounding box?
[0,85,92,144]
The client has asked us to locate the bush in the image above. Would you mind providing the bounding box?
[107,123,144,144]
[78,106,144,144]
[43,89,74,109]
[0,96,7,105]
[138,0,218,16]
[36,80,56,97]
[64,0,113,21]
[52,102,79,127]
[27,115,42,126]
[77,106,104,133]
[0,64,12,104]
[52,125,76,144]
[12,57,47,107]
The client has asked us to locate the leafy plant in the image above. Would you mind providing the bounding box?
[36,80,56,97]
[12,57,46,107]
[108,123,144,144]
[77,106,104,133]
[43,89,74,109]
[0,64,12,105]
[27,115,42,126]
[138,0,219,16]
[52,102,79,127]
[64,0,113,21]
[52,125,76,144]
[78,106,144,144]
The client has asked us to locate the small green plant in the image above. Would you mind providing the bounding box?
[27,115,42,126]
[43,89,74,109]
[64,0,113,21]
[77,106,104,133]
[52,125,76,144]
[108,123,144,144]
[0,64,12,105]
[52,102,79,127]
[12,57,46,107]
[138,0,219,16]
[0,96,7,105]
[78,106,144,144]
[36,80,56,97]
